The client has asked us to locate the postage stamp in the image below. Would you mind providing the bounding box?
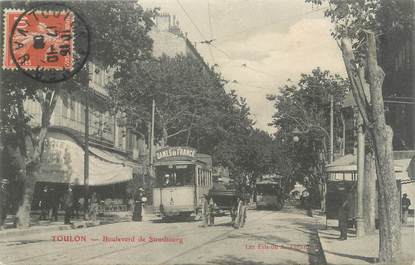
[3,9,74,71]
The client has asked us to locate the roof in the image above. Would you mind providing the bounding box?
[326,153,406,173]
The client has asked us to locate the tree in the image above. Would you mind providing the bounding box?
[107,55,255,157]
[267,68,348,209]
[305,0,410,262]
[0,1,155,227]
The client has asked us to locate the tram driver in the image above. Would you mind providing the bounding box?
[164,174,171,186]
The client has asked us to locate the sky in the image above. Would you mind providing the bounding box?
[140,0,346,133]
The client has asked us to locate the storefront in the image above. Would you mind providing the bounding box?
[33,131,139,209]
[325,154,414,221]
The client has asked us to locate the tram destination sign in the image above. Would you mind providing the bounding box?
[155,146,196,161]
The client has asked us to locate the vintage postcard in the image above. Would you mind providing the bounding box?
[0,0,414,264]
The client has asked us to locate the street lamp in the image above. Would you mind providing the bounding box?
[292,127,302,142]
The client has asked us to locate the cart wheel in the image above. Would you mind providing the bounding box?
[234,200,244,229]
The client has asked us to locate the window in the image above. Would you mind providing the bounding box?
[155,165,195,187]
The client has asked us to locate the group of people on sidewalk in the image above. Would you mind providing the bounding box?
[38,184,100,225]
[0,180,102,229]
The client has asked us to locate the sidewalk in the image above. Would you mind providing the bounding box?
[317,217,415,265]
[0,209,156,239]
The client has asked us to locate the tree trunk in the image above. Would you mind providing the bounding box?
[363,150,376,234]
[366,33,401,263]
[15,91,57,228]
[16,164,37,228]
[339,33,401,263]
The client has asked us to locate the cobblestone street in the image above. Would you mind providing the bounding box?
[0,209,325,265]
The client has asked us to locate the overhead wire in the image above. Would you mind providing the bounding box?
[175,0,216,63]
[206,0,216,64]
[174,2,330,97]
[214,6,328,43]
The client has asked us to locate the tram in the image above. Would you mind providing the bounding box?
[255,180,284,210]
[152,146,213,219]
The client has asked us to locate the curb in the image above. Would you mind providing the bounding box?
[0,214,157,240]
[0,224,72,239]
[316,228,329,265]
[0,220,100,240]
[315,216,329,265]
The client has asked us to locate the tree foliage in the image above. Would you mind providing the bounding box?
[268,68,348,204]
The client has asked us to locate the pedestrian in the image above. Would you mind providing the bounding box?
[234,184,249,229]
[208,196,215,226]
[39,186,50,221]
[338,193,350,240]
[0,179,10,230]
[89,192,99,221]
[132,188,144,222]
[78,197,85,218]
[73,194,81,219]
[63,184,74,224]
[402,193,411,224]
[48,187,59,222]
[301,190,313,217]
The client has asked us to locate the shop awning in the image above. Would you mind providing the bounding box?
[326,154,404,173]
[38,132,135,186]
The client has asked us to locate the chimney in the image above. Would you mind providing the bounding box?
[155,13,171,32]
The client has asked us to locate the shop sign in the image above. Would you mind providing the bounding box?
[155,147,196,161]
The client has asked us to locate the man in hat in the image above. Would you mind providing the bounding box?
[0,179,10,230]
[338,191,351,240]
[402,193,411,224]
[39,186,50,221]
[48,187,59,222]
[132,188,144,221]
[63,184,74,224]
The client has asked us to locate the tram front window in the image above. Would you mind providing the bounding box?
[256,184,280,195]
[155,165,195,187]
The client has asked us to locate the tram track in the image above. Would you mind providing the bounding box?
[5,220,213,265]
[61,223,215,265]
[4,210,322,265]
[69,211,276,265]
[156,211,276,265]
[1,221,163,264]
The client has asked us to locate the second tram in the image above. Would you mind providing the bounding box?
[152,146,213,219]
[256,180,284,210]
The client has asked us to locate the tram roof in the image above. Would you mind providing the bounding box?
[257,180,281,185]
[154,158,210,167]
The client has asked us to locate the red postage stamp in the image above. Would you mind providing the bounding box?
[3,9,74,70]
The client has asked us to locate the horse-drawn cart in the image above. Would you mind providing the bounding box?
[208,180,249,229]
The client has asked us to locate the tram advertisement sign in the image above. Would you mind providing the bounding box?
[155,146,196,161]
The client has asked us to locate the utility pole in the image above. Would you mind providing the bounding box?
[84,89,89,220]
[356,112,365,237]
[148,100,155,182]
[329,94,334,163]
